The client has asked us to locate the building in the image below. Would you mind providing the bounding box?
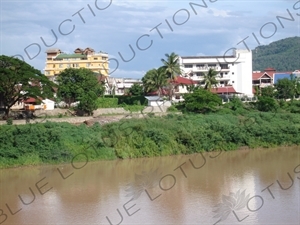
[104,77,143,95]
[44,47,109,80]
[252,68,275,88]
[179,49,253,97]
[252,68,300,87]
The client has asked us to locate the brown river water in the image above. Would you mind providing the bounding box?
[0,146,299,225]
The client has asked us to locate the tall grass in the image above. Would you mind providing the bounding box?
[0,112,299,168]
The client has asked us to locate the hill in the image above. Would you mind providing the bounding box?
[252,36,300,71]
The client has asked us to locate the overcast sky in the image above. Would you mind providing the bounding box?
[1,0,299,78]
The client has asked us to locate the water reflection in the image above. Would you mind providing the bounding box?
[0,146,299,224]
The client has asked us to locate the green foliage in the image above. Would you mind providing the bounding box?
[1,111,300,168]
[252,36,300,71]
[275,77,296,100]
[6,118,13,125]
[0,55,56,117]
[256,96,278,112]
[77,91,98,115]
[128,83,144,96]
[225,96,244,111]
[203,68,218,90]
[116,95,147,106]
[56,68,104,107]
[0,122,115,168]
[261,86,275,98]
[96,97,119,108]
[167,105,178,112]
[142,67,168,95]
[122,104,145,112]
[160,52,181,80]
[181,88,222,113]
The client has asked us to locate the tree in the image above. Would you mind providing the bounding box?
[203,68,218,91]
[275,77,295,100]
[56,68,104,108]
[0,55,56,119]
[256,96,278,112]
[161,52,182,99]
[261,86,275,98]
[180,88,222,113]
[142,67,168,96]
[128,83,144,96]
[77,91,98,116]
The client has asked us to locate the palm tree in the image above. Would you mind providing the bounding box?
[161,52,182,99]
[142,67,168,96]
[203,68,219,91]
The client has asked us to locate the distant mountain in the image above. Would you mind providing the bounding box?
[252,36,300,72]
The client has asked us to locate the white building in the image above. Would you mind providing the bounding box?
[104,77,142,95]
[179,49,253,97]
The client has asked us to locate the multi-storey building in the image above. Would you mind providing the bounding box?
[104,77,143,95]
[44,47,109,80]
[252,68,300,87]
[179,49,253,97]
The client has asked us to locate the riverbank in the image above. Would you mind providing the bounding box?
[0,112,299,169]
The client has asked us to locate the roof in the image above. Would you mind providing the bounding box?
[211,86,238,94]
[55,53,87,59]
[145,96,163,101]
[46,48,61,53]
[147,89,169,96]
[181,55,235,59]
[252,72,273,80]
[23,97,37,103]
[170,76,197,85]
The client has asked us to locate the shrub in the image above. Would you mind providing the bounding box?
[96,97,119,108]
[6,118,13,125]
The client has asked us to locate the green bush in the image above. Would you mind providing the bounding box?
[6,118,13,125]
[0,112,300,168]
[96,97,119,108]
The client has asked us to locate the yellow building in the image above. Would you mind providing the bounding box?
[44,47,109,79]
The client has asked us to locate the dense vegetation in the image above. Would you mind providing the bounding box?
[252,36,300,71]
[1,104,300,169]
[0,55,56,118]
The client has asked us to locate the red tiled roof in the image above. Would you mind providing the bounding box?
[211,86,238,94]
[23,97,37,103]
[252,72,273,80]
[170,76,197,85]
[147,89,169,96]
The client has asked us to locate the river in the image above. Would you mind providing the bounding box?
[0,146,299,225]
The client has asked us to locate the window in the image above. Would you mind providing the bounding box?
[184,64,193,68]
[102,57,107,60]
[220,64,229,69]
[232,81,235,83]
[232,72,234,75]
[94,58,98,60]
[220,72,223,75]
[67,64,70,68]
[86,63,90,67]
[59,64,64,68]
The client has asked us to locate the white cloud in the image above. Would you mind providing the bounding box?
[1,0,298,77]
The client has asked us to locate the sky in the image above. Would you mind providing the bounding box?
[1,0,299,79]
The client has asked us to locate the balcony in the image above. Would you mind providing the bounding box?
[195,66,220,71]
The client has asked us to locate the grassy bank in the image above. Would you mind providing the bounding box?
[0,112,299,168]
